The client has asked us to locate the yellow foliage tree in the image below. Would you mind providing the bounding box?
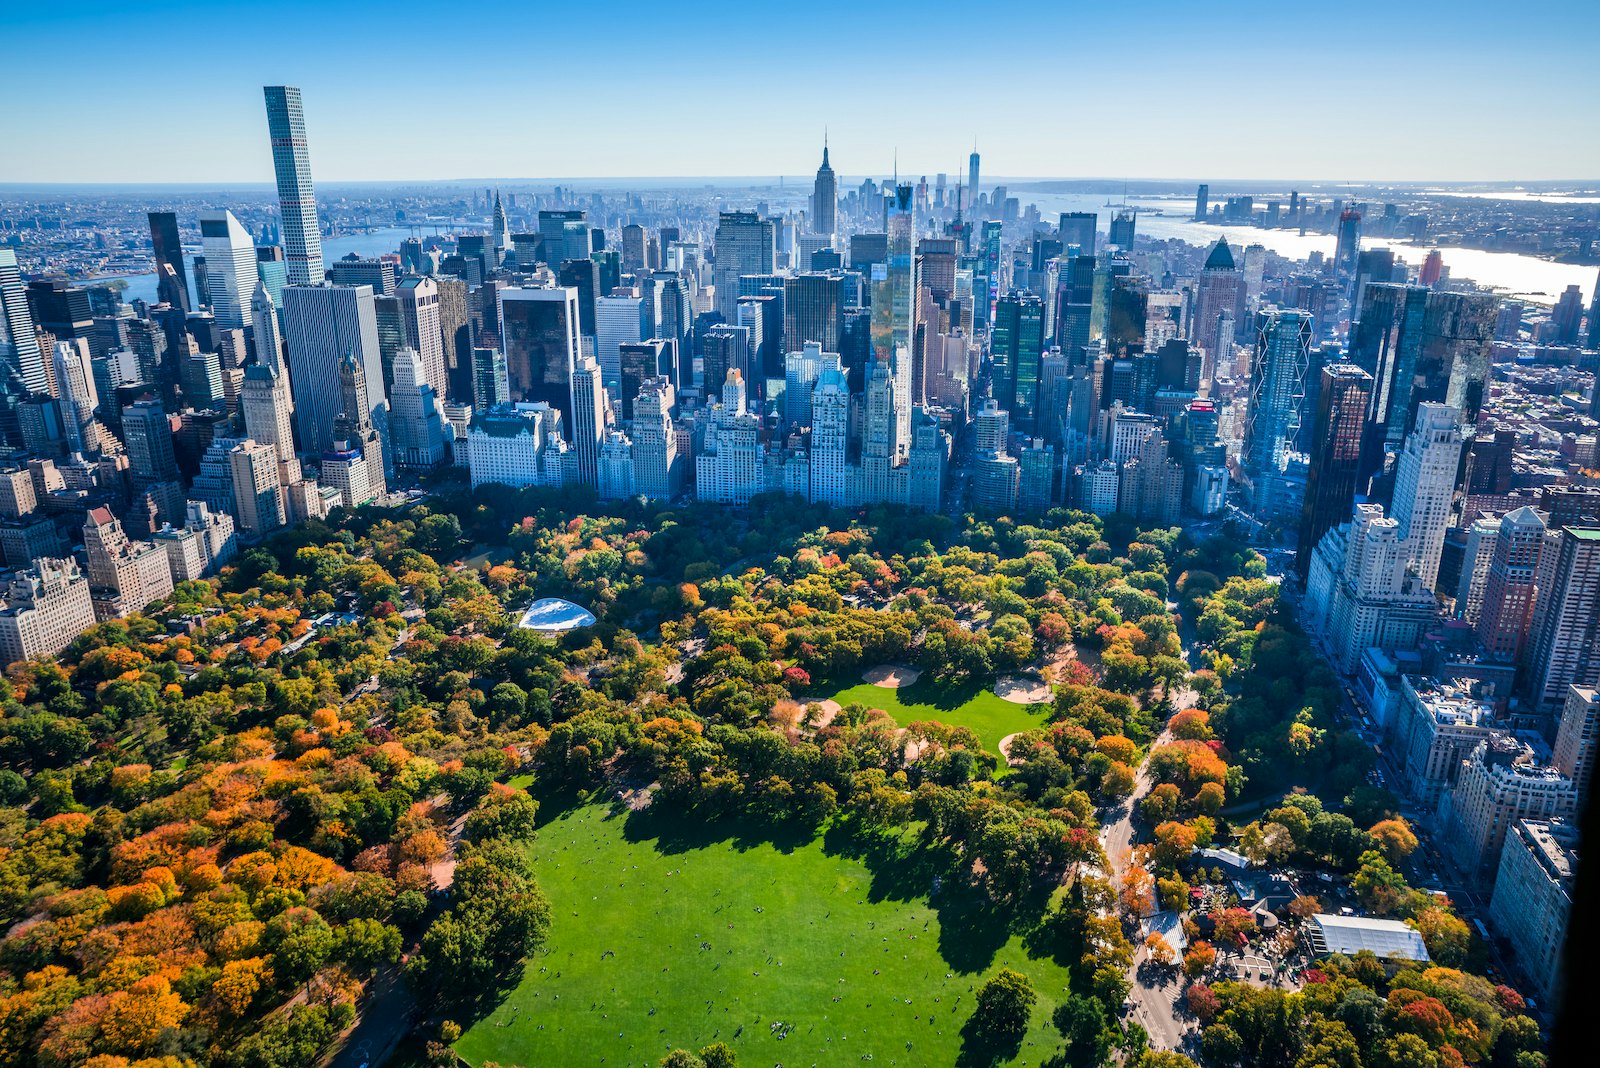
[99,976,188,1056]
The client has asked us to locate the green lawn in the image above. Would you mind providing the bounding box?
[456,802,1076,1068]
[825,678,1053,762]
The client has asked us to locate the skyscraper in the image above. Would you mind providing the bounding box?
[498,287,581,423]
[1243,307,1311,514]
[874,184,919,455]
[122,398,180,491]
[595,294,643,387]
[472,347,509,411]
[811,138,837,236]
[1193,184,1209,221]
[967,145,980,214]
[240,360,296,468]
[1297,363,1372,577]
[491,191,509,265]
[701,326,749,394]
[387,348,448,469]
[1059,213,1096,256]
[229,439,285,537]
[1587,270,1600,349]
[262,86,324,286]
[1389,403,1463,590]
[147,211,191,312]
[1352,285,1496,489]
[251,282,287,379]
[199,210,259,329]
[1549,285,1584,344]
[713,211,776,319]
[1476,506,1547,659]
[1109,210,1136,248]
[0,249,49,397]
[1553,685,1599,808]
[1523,527,1600,714]
[282,284,384,458]
[51,340,98,455]
[1192,239,1247,381]
[331,349,387,499]
[396,276,447,396]
[1334,209,1362,284]
[991,292,1045,428]
[783,273,844,353]
[570,353,606,488]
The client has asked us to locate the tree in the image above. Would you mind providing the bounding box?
[1053,993,1112,1067]
[660,1052,705,1068]
[1183,940,1216,977]
[1211,907,1258,947]
[975,968,1036,1036]
[1137,1053,1199,1068]
[1415,907,1471,966]
[463,789,540,844]
[1144,932,1176,966]
[1185,982,1219,1021]
[1120,863,1155,918]
[408,843,551,999]
[1374,1032,1439,1068]
[1369,818,1419,865]
[1152,821,1198,871]
[1287,895,1322,921]
[698,1042,738,1068]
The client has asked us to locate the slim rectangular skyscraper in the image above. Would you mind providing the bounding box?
[147,212,191,312]
[263,86,324,286]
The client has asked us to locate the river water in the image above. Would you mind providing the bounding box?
[1031,193,1597,306]
[103,227,415,306]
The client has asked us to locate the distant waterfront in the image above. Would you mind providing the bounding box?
[101,206,1599,309]
[1034,193,1598,306]
[97,226,415,305]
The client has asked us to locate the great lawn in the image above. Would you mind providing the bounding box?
[455,800,1077,1067]
[825,677,1052,763]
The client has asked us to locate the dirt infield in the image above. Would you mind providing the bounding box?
[995,674,1052,704]
[863,663,922,688]
[806,698,843,729]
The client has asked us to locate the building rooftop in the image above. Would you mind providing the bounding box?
[516,597,595,633]
[1517,819,1578,886]
[1308,914,1430,962]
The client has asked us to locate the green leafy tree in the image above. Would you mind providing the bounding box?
[975,968,1037,1036]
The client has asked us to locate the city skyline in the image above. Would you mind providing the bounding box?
[3,1,1598,184]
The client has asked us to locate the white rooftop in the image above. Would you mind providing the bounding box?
[516,597,596,632]
[1308,913,1429,962]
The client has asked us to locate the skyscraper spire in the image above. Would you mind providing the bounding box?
[491,189,509,260]
[811,132,837,237]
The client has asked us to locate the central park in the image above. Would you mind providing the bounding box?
[0,485,1538,1068]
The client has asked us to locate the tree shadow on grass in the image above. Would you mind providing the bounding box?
[821,820,1046,977]
[955,1014,1027,1068]
[618,803,822,858]
[814,671,996,714]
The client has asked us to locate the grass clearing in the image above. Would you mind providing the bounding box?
[455,801,1076,1068]
[825,678,1053,762]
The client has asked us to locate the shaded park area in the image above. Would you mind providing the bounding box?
[825,677,1053,764]
[455,801,1077,1067]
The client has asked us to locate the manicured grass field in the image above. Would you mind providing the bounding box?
[455,802,1075,1068]
[826,679,1053,762]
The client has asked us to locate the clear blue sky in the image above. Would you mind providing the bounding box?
[3,0,1596,183]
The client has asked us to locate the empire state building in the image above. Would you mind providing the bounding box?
[811,138,837,236]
